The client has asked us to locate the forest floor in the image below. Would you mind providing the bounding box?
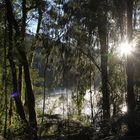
[39,135,140,140]
[1,135,140,140]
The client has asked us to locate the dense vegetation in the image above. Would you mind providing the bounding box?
[0,0,140,139]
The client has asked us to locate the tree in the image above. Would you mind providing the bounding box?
[97,0,110,120]
[126,0,136,134]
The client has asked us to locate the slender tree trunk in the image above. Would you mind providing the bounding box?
[90,90,94,124]
[23,61,38,134]
[39,57,48,137]
[18,65,22,98]
[126,0,136,134]
[98,1,110,134]
[21,1,38,138]
[126,0,135,113]
[3,15,8,138]
[21,0,38,131]
[98,23,110,121]
[89,63,94,124]
[29,1,43,67]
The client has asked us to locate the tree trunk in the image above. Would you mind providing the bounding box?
[29,1,43,67]
[18,65,22,98]
[126,0,135,114]
[21,0,38,137]
[98,3,110,134]
[126,0,136,134]
[23,60,38,133]
[3,15,8,138]
[98,22,110,121]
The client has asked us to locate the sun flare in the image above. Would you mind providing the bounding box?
[118,41,133,56]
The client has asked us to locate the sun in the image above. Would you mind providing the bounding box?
[118,41,134,56]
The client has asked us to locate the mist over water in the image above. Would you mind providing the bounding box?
[36,88,101,121]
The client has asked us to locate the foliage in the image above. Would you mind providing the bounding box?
[0,0,140,139]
